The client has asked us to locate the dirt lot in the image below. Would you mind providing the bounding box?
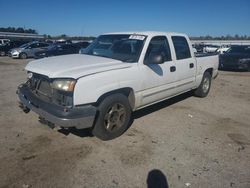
[0,56,249,188]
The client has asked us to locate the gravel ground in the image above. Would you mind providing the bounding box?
[0,56,249,188]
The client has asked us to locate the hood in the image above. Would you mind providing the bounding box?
[10,47,23,52]
[25,54,132,79]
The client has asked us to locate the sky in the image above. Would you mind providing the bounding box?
[0,0,250,37]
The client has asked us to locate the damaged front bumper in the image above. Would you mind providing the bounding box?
[17,84,96,129]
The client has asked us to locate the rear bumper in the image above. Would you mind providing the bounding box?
[17,84,96,129]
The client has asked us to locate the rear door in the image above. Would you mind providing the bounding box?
[171,36,196,92]
[140,36,177,106]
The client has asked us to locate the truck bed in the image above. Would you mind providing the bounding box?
[195,52,218,58]
[195,52,219,85]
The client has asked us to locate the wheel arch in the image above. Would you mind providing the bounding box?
[95,87,135,110]
[205,68,213,76]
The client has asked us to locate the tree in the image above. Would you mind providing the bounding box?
[0,27,37,34]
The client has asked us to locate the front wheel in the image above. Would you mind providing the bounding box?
[19,52,27,59]
[194,71,212,98]
[92,94,132,140]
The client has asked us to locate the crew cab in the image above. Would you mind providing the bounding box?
[17,32,219,140]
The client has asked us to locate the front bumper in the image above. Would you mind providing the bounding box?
[11,51,20,58]
[17,84,97,129]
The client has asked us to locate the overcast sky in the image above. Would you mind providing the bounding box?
[1,0,250,37]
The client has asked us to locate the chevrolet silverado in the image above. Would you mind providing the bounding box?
[17,32,219,140]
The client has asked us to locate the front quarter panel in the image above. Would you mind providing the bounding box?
[73,65,142,106]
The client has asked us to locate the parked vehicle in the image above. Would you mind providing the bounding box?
[0,41,28,56]
[35,43,84,59]
[192,43,205,53]
[216,45,230,54]
[55,39,72,44]
[203,45,219,53]
[219,45,250,71]
[9,41,50,59]
[74,41,91,52]
[17,32,219,140]
[0,39,10,46]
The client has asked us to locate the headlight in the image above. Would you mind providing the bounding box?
[14,49,21,53]
[52,79,76,92]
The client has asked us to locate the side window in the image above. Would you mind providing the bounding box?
[62,45,72,50]
[29,43,38,49]
[172,36,191,60]
[39,43,49,48]
[144,36,172,63]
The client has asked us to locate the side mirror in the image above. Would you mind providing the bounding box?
[145,53,164,65]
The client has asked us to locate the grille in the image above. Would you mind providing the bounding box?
[27,73,73,106]
[28,73,52,99]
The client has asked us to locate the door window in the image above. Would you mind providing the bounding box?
[172,36,191,60]
[144,36,172,63]
[29,43,39,49]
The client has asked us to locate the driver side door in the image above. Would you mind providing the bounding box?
[140,36,177,107]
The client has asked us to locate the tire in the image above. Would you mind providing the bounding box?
[0,51,5,56]
[92,93,132,140]
[19,52,27,59]
[194,71,212,98]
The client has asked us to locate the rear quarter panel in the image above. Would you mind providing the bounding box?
[195,54,219,87]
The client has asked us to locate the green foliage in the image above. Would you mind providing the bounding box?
[0,27,37,34]
[190,34,250,40]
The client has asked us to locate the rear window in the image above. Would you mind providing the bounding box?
[172,36,191,60]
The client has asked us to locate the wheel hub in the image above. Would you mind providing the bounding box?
[104,103,126,132]
[202,77,210,93]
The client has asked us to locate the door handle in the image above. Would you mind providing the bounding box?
[190,63,194,68]
[170,66,176,72]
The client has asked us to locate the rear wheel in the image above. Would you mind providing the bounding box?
[194,71,212,98]
[92,94,131,140]
[19,52,27,59]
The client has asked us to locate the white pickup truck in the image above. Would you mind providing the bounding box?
[17,32,219,140]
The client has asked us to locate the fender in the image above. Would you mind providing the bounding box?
[73,64,142,106]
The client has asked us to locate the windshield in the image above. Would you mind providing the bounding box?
[81,34,146,62]
[20,43,31,48]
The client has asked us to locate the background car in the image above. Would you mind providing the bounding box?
[34,43,89,58]
[216,45,230,54]
[9,41,50,59]
[0,40,28,56]
[0,39,10,46]
[192,44,206,53]
[219,45,250,71]
[203,45,219,53]
[74,41,90,49]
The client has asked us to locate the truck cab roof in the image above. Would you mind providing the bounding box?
[105,31,187,37]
